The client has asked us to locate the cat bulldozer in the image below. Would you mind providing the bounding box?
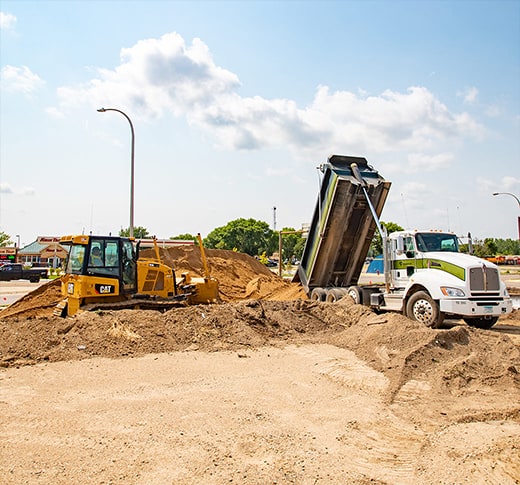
[54,234,219,317]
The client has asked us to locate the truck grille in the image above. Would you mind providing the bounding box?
[469,266,500,292]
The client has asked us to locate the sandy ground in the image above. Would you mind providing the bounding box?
[1,247,519,484]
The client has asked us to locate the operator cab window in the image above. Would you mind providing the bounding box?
[87,239,121,277]
[66,245,86,274]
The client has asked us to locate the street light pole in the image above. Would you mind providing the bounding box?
[492,192,520,240]
[97,107,135,238]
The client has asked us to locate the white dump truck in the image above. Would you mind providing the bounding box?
[295,155,513,328]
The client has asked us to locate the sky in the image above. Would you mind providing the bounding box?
[1,0,519,247]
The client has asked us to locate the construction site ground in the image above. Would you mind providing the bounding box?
[1,246,519,484]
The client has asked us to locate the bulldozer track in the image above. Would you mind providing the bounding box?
[81,297,189,313]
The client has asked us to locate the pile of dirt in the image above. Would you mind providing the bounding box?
[0,278,63,319]
[148,245,305,302]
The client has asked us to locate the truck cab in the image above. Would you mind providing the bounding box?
[390,231,460,288]
[382,230,512,328]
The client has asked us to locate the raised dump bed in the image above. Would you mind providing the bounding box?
[295,155,391,297]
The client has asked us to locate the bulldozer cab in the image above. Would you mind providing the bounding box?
[62,235,138,294]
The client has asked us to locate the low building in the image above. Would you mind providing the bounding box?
[18,237,68,268]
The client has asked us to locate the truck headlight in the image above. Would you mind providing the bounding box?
[440,286,465,297]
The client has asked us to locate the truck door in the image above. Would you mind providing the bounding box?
[391,235,417,288]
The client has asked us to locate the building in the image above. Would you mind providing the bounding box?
[18,237,68,268]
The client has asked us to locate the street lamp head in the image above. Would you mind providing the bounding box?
[492,192,499,196]
[97,107,106,112]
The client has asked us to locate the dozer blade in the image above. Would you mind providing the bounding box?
[81,295,189,313]
[53,299,68,317]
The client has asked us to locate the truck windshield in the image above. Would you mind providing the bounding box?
[415,233,459,253]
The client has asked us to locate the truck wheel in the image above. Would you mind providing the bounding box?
[463,316,499,329]
[310,288,326,301]
[326,288,347,302]
[347,286,363,305]
[30,277,40,283]
[406,291,444,328]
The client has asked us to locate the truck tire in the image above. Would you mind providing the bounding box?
[29,276,40,283]
[347,286,363,305]
[310,288,326,301]
[406,291,444,328]
[326,288,347,302]
[463,316,499,329]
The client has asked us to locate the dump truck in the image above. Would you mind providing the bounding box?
[295,155,513,328]
[55,234,218,317]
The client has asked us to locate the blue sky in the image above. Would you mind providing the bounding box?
[1,0,519,247]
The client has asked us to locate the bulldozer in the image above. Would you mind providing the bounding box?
[54,233,218,317]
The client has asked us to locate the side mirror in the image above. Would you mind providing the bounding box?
[396,236,405,255]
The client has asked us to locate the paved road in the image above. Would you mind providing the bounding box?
[0,279,49,307]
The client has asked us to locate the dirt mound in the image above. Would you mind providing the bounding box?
[142,246,305,302]
[0,279,62,319]
[335,305,520,418]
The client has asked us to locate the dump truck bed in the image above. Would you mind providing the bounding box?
[295,155,390,295]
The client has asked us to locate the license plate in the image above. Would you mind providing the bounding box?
[484,306,493,314]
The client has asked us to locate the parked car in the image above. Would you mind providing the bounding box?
[0,263,47,283]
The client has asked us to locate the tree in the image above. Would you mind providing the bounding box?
[0,231,12,247]
[204,218,277,256]
[170,233,198,244]
[472,238,499,258]
[369,221,404,256]
[492,238,520,255]
[279,227,306,262]
[119,226,150,239]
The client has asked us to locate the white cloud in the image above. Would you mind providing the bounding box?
[458,86,478,105]
[407,152,454,172]
[0,183,34,195]
[0,11,16,30]
[45,106,65,118]
[1,65,44,94]
[501,175,520,191]
[485,105,501,117]
[55,31,485,157]
[0,183,13,194]
[476,175,520,198]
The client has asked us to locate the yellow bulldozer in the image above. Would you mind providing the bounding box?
[55,233,219,317]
